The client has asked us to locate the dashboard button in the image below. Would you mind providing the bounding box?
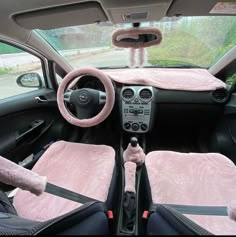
[129,109,134,113]
[124,123,131,129]
[134,109,139,116]
[138,109,143,114]
[141,124,148,131]
[132,123,139,131]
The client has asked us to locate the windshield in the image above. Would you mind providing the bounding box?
[37,16,236,69]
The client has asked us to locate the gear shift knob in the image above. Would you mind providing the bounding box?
[130,137,138,147]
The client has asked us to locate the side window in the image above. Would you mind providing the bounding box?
[0,42,45,100]
[226,73,236,87]
[56,74,62,84]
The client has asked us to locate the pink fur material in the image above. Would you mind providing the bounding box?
[129,48,136,68]
[124,162,137,193]
[128,48,147,68]
[13,141,115,221]
[112,27,162,49]
[123,144,145,166]
[138,48,146,68]
[104,68,226,91]
[0,156,46,196]
[145,151,236,235]
[57,67,115,127]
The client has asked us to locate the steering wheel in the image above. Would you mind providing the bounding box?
[57,67,115,127]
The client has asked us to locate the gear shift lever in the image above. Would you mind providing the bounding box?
[130,137,138,147]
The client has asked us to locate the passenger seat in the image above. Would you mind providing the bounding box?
[144,151,236,235]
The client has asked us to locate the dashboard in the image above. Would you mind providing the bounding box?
[75,74,229,134]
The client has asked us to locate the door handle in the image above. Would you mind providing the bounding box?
[35,96,48,103]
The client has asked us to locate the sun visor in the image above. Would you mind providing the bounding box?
[167,0,236,16]
[13,2,108,30]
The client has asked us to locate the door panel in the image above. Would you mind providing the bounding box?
[0,89,81,164]
[0,88,82,191]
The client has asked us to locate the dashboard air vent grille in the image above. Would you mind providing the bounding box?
[139,88,153,101]
[122,88,134,100]
[212,88,228,102]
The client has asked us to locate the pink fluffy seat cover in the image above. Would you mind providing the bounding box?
[13,141,115,222]
[145,151,236,235]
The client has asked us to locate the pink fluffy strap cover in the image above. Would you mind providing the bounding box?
[124,162,137,193]
[123,144,146,193]
[0,156,46,196]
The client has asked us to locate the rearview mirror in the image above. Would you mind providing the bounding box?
[112,27,162,48]
[16,72,43,88]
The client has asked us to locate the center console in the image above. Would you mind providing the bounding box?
[120,86,155,133]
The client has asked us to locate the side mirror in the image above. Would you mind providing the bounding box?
[16,73,43,88]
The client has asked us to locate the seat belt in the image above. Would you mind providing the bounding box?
[45,183,99,204]
[150,204,228,216]
[0,155,99,205]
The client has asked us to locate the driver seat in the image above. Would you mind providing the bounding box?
[10,140,116,233]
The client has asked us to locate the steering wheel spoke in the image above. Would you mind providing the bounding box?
[75,106,93,120]
[99,91,106,105]
[63,89,73,103]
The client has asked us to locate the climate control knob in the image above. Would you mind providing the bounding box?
[132,123,139,131]
[141,123,148,131]
[124,122,131,129]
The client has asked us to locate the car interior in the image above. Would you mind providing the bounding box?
[0,0,236,235]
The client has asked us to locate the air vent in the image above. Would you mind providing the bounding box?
[122,88,135,101]
[212,88,228,103]
[139,88,153,101]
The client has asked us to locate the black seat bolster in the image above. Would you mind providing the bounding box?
[147,204,213,236]
[38,202,108,235]
[0,202,108,235]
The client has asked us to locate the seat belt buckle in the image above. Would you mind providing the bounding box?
[142,210,149,219]
[107,210,114,219]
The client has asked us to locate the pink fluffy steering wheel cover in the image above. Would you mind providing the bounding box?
[57,67,115,127]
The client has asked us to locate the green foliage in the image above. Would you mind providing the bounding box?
[147,32,214,67]
[148,16,236,68]
[0,68,11,75]
[226,73,236,86]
